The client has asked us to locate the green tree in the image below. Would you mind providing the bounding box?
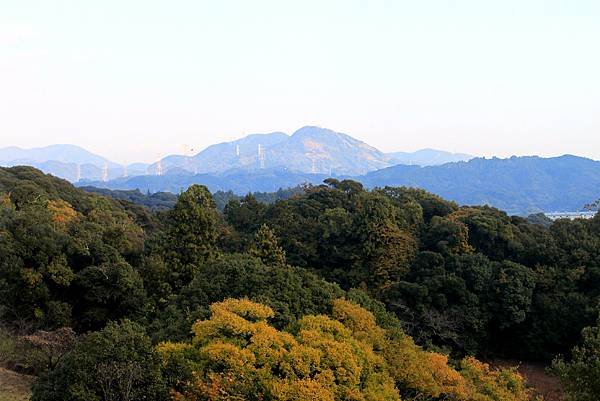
[552,314,600,401]
[32,320,167,401]
[149,254,343,342]
[71,261,147,332]
[165,185,218,286]
[491,261,535,330]
[249,224,286,266]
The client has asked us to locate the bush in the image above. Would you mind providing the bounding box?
[32,320,168,401]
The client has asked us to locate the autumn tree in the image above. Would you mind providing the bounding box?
[158,298,401,401]
[159,298,533,401]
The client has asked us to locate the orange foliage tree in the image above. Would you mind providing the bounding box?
[158,298,534,401]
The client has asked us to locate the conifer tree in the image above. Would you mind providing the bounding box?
[249,224,286,266]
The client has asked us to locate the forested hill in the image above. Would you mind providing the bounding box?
[84,154,600,215]
[361,154,600,214]
[2,166,600,400]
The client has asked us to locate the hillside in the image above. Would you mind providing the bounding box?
[361,155,600,214]
[387,148,473,166]
[83,154,600,215]
[82,167,327,194]
[2,166,598,401]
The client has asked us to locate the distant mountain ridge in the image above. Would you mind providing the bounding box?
[0,126,473,180]
[3,127,599,215]
[151,126,392,175]
[149,126,472,176]
[0,144,150,182]
[360,155,600,215]
[387,148,474,166]
[0,144,117,167]
[81,154,600,215]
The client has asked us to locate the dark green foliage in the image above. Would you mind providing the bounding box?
[32,320,167,401]
[70,262,147,332]
[491,261,535,329]
[248,181,419,290]
[213,186,304,211]
[552,314,600,401]
[149,254,344,342]
[80,186,178,211]
[526,212,553,228]
[249,224,286,266]
[161,184,218,289]
[3,166,600,399]
[219,179,600,359]
[0,166,150,331]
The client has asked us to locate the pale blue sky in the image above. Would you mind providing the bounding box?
[1,0,599,163]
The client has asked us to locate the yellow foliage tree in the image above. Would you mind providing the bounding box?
[47,199,78,230]
[158,298,400,401]
[0,192,13,209]
[159,298,534,401]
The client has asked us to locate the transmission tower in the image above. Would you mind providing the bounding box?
[102,163,109,182]
[258,144,265,169]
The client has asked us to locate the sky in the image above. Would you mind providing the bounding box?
[0,0,599,164]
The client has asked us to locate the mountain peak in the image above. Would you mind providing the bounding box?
[291,126,356,142]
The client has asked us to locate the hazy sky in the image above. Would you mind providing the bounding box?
[1,1,599,164]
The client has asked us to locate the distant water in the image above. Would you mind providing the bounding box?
[545,211,597,220]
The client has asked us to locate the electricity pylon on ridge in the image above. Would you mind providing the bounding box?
[258,144,265,169]
[102,163,109,182]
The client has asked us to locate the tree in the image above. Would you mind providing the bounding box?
[249,224,286,266]
[491,261,535,330]
[158,298,401,401]
[165,185,218,286]
[71,261,147,332]
[552,314,600,401]
[585,199,599,211]
[32,320,167,401]
[149,254,343,342]
[21,327,76,371]
[159,299,532,401]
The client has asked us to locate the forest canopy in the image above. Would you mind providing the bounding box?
[1,166,599,401]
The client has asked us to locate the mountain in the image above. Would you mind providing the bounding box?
[0,144,150,182]
[151,127,391,176]
[150,127,474,175]
[0,144,115,167]
[264,126,389,175]
[387,148,473,166]
[84,167,328,194]
[360,155,600,215]
[0,127,475,180]
[83,155,600,215]
[151,132,289,174]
